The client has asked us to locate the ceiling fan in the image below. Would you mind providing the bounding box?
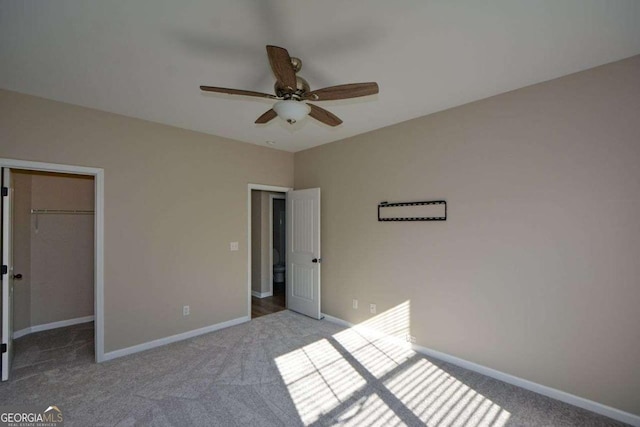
[200,45,379,127]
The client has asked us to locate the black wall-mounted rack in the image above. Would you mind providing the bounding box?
[378,200,447,222]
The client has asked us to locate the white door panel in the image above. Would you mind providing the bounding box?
[1,168,14,381]
[287,188,321,319]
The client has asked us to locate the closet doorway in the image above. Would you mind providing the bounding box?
[14,170,94,369]
[1,158,105,381]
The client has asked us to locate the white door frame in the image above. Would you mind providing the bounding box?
[247,184,291,318]
[268,194,286,298]
[0,158,105,363]
[2,168,14,380]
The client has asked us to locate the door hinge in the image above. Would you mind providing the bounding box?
[1,265,7,275]
[1,344,6,353]
[1,187,7,197]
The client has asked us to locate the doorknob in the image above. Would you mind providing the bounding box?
[312,258,322,263]
[13,273,22,280]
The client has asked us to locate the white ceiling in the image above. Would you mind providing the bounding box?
[1,1,639,152]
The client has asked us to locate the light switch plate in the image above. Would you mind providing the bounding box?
[230,242,239,251]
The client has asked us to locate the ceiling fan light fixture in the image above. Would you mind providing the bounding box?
[273,100,310,124]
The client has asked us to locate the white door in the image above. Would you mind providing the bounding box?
[1,168,14,381]
[286,188,321,319]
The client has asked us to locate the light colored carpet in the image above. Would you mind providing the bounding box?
[0,311,627,426]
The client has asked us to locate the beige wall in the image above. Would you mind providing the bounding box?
[295,55,640,415]
[11,171,31,331]
[0,89,294,352]
[30,172,94,326]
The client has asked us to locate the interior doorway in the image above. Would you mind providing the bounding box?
[247,184,290,319]
[8,170,95,373]
[1,158,105,381]
[250,189,287,318]
[247,184,322,321]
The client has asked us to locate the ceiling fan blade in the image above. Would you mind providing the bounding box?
[266,45,297,92]
[200,86,277,99]
[304,82,379,101]
[308,104,343,127]
[255,109,277,124]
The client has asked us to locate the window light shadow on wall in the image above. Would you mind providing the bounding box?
[275,301,511,426]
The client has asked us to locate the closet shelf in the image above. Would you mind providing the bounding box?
[30,209,94,215]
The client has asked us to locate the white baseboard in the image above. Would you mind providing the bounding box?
[321,313,640,427]
[102,316,250,362]
[251,290,273,298]
[321,313,352,328]
[13,329,28,339]
[13,315,95,339]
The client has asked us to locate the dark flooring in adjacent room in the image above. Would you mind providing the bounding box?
[252,281,286,319]
[0,311,628,426]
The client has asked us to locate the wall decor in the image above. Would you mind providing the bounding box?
[378,200,446,221]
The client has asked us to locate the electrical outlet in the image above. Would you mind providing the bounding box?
[370,304,376,314]
[230,242,239,251]
[352,299,358,309]
[183,305,190,316]
[406,334,417,344]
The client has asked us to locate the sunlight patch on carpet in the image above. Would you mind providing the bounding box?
[382,354,511,426]
[275,302,511,426]
[275,338,366,424]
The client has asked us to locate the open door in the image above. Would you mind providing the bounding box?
[286,188,321,319]
[1,168,14,381]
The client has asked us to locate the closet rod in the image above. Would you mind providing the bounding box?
[30,209,94,214]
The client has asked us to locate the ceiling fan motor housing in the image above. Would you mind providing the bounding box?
[275,76,310,99]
